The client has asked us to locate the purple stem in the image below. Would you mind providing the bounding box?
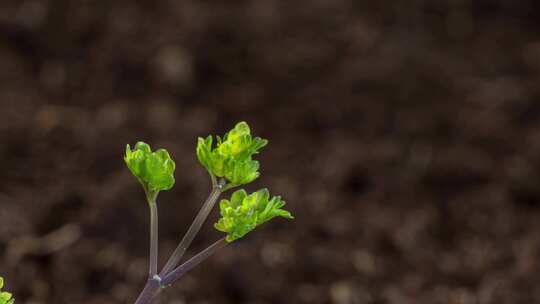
[148,200,158,277]
[161,238,228,286]
[159,181,224,276]
[134,277,161,304]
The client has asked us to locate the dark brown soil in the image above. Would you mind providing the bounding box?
[1,1,540,303]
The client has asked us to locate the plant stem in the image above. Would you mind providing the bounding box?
[162,238,227,286]
[159,180,225,276]
[148,197,159,277]
[134,277,161,304]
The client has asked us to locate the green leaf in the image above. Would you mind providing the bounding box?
[224,158,260,186]
[124,142,176,195]
[0,277,14,304]
[196,122,268,186]
[215,189,293,242]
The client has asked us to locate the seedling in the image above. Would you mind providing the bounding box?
[0,277,14,304]
[127,122,293,304]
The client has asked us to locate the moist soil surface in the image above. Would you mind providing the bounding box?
[1,1,540,303]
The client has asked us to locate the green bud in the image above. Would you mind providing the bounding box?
[0,277,14,304]
[215,189,293,242]
[124,142,176,195]
[196,122,268,186]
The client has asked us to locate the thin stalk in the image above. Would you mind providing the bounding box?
[209,171,217,188]
[159,179,225,276]
[162,238,227,286]
[148,198,159,277]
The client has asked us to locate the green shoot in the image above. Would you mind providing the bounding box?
[160,121,268,275]
[127,122,293,304]
[125,142,176,278]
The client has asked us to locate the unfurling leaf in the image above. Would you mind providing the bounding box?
[215,189,293,242]
[125,142,176,195]
[196,122,267,186]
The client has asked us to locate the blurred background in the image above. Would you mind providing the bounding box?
[1,0,540,303]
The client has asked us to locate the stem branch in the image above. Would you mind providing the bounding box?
[162,238,227,286]
[159,180,224,276]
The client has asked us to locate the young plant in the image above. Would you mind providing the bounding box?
[0,277,15,304]
[126,122,293,304]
